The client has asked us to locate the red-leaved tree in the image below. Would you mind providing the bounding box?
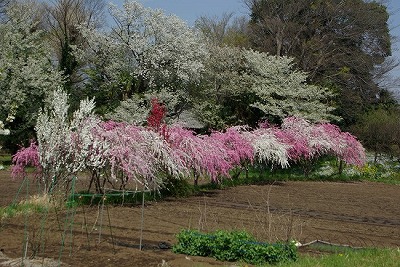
[147,98,166,131]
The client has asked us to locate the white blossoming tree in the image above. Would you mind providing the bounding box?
[77,0,208,121]
[243,49,340,122]
[194,45,339,129]
[0,1,64,147]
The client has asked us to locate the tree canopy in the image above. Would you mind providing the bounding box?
[194,44,339,129]
[247,0,394,126]
[0,0,397,151]
[43,0,106,103]
[351,108,400,161]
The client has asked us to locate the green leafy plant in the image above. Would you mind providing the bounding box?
[173,230,213,257]
[173,229,297,265]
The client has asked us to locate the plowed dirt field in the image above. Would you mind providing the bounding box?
[0,170,399,266]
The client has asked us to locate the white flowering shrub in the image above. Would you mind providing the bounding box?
[35,88,103,191]
[0,120,10,136]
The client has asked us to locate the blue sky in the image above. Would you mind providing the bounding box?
[111,0,248,25]
[110,0,400,93]
[387,0,400,88]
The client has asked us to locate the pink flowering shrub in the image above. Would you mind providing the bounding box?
[200,134,234,181]
[210,127,254,166]
[11,141,42,179]
[95,122,187,188]
[167,126,233,182]
[278,117,366,176]
[280,117,365,165]
[280,117,316,160]
[167,126,202,171]
[100,120,125,131]
[320,124,365,166]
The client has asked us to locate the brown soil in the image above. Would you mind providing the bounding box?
[0,170,399,266]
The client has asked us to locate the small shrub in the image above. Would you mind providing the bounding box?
[159,177,195,198]
[211,230,255,262]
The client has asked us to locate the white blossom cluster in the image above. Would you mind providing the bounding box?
[242,128,290,168]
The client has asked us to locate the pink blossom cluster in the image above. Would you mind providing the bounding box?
[11,116,365,186]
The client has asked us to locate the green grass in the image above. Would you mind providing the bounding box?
[275,248,400,267]
[0,153,11,163]
[0,195,52,220]
[223,156,400,187]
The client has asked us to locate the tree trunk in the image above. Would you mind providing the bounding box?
[338,159,344,175]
